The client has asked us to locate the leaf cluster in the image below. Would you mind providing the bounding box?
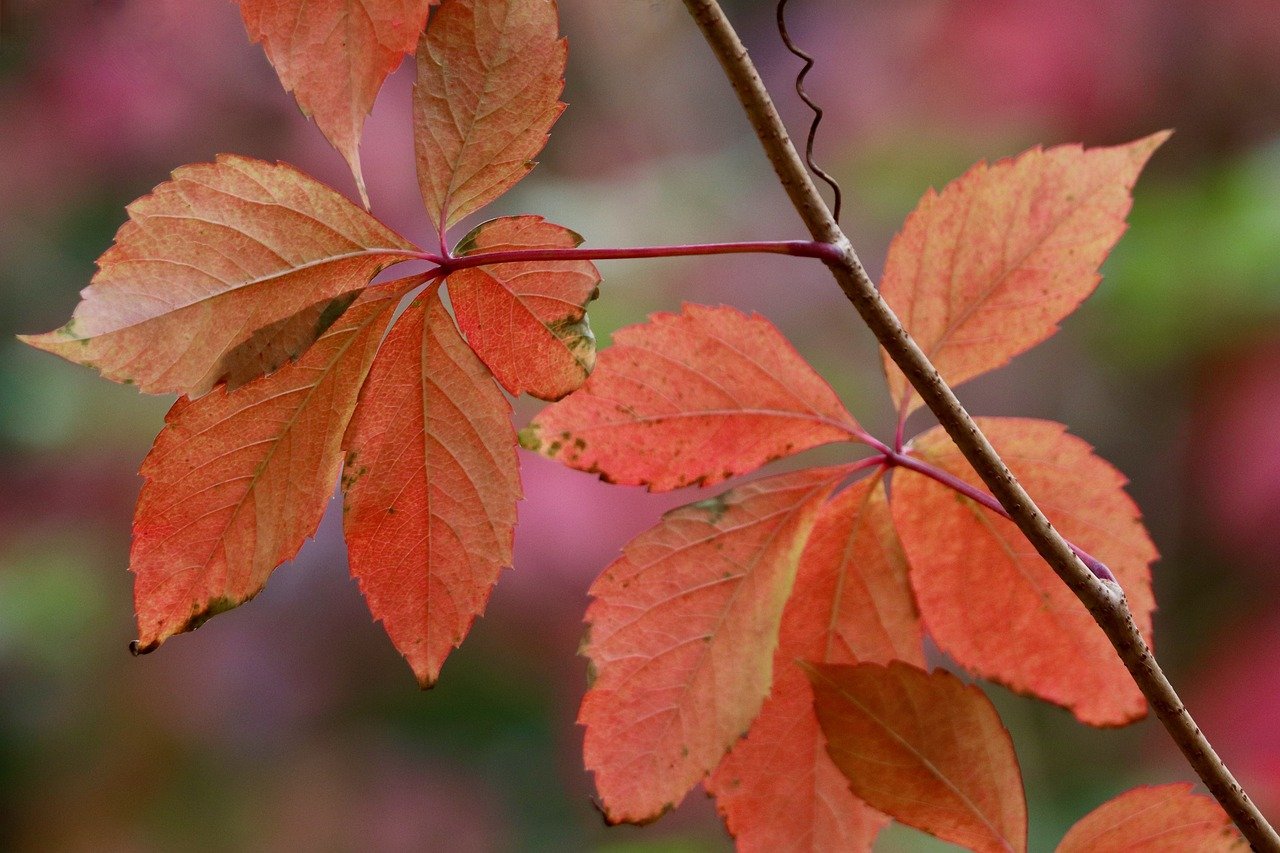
[18,0,1248,849]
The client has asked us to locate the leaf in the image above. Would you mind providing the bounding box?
[341,286,521,686]
[580,465,850,824]
[1057,783,1246,852]
[449,215,600,401]
[881,133,1169,420]
[19,156,417,396]
[891,417,1158,725]
[129,280,407,654]
[414,0,566,229]
[521,304,863,491]
[806,661,1028,853]
[236,0,437,206]
[707,475,922,852]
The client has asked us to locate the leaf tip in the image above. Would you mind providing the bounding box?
[16,327,76,353]
[1126,129,1173,171]
[352,159,372,211]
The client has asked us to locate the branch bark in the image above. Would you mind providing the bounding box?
[679,0,1279,848]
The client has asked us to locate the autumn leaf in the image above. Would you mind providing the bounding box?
[129,280,408,654]
[341,286,521,686]
[1057,783,1246,852]
[891,417,1158,726]
[415,0,566,230]
[580,466,850,824]
[520,304,863,491]
[449,215,600,401]
[881,132,1168,421]
[806,661,1028,853]
[19,156,417,396]
[708,476,922,852]
[236,0,437,206]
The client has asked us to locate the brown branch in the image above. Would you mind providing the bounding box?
[679,0,1280,848]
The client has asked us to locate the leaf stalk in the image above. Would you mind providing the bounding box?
[419,239,842,275]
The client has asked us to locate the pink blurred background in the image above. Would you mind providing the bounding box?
[2,0,1279,849]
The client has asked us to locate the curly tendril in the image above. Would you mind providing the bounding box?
[776,0,843,223]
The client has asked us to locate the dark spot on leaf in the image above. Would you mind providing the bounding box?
[690,494,729,523]
[387,506,396,515]
[517,425,542,452]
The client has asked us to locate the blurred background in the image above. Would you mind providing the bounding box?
[2,0,1279,849]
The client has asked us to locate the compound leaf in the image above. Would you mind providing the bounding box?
[522,304,863,491]
[342,286,521,686]
[415,0,565,229]
[891,417,1158,726]
[708,475,922,852]
[882,133,1168,420]
[450,215,600,401]
[20,156,416,396]
[129,280,407,653]
[806,661,1028,853]
[581,465,850,824]
[236,0,438,205]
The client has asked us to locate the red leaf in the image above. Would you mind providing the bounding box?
[891,418,1158,725]
[708,475,923,852]
[1057,783,1246,852]
[415,0,565,229]
[19,156,416,396]
[806,661,1028,853]
[581,466,850,824]
[450,215,600,400]
[129,281,407,653]
[881,133,1168,420]
[236,0,437,205]
[521,304,862,491]
[341,286,520,686]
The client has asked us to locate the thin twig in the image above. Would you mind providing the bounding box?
[679,0,1279,848]
[776,0,842,222]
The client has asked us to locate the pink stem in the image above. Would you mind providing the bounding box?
[413,239,843,273]
[867,438,1117,583]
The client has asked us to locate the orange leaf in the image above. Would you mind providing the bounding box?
[891,417,1158,725]
[415,0,566,230]
[236,0,437,205]
[1057,783,1246,852]
[806,661,1027,853]
[708,476,922,852]
[881,133,1168,420]
[19,156,416,396]
[129,280,407,654]
[521,304,862,491]
[341,287,521,686]
[450,215,600,400]
[581,466,850,824]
